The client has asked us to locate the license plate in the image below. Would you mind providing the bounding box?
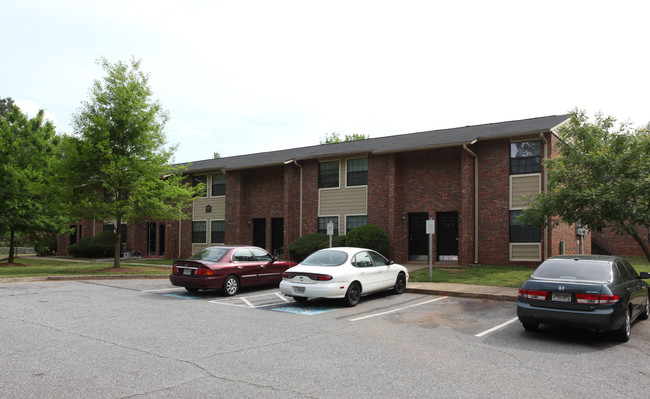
[293,286,305,294]
[552,292,571,302]
[183,268,192,276]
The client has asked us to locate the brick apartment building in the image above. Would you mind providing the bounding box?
[60,114,629,266]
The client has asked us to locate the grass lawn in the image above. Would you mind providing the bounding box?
[0,257,171,278]
[409,256,650,288]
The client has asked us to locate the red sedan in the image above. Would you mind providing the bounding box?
[170,246,297,296]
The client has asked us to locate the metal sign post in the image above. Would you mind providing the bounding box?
[426,219,435,280]
[327,221,334,248]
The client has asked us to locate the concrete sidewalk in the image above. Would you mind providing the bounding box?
[405,282,518,302]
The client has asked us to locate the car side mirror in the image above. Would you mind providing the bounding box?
[388,260,394,265]
[639,272,650,279]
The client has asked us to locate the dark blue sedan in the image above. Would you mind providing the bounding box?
[517,255,650,342]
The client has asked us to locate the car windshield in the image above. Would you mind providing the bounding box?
[190,247,229,262]
[301,250,348,266]
[531,259,613,282]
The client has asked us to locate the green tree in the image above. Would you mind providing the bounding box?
[0,96,15,117]
[320,132,370,144]
[0,101,64,263]
[519,109,650,262]
[62,58,202,268]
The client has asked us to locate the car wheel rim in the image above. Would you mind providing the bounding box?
[226,278,237,294]
[397,275,406,291]
[625,311,631,338]
[349,285,360,304]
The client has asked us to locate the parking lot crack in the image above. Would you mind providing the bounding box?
[2,314,319,399]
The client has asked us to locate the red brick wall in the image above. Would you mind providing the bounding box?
[593,226,649,256]
[475,139,511,265]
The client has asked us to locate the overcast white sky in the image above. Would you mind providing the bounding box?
[3,0,649,163]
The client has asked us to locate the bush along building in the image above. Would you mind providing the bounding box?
[59,114,603,266]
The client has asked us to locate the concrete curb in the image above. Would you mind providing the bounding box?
[0,275,169,284]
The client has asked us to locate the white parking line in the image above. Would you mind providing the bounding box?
[475,317,519,337]
[349,296,449,322]
[142,288,181,293]
[240,297,255,308]
[275,292,291,302]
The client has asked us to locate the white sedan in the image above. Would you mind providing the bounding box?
[279,247,409,306]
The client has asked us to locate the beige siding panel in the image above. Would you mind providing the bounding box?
[319,187,367,216]
[193,198,226,220]
[510,243,542,261]
[510,174,541,209]
[192,244,208,255]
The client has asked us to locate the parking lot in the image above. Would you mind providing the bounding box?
[2,279,650,398]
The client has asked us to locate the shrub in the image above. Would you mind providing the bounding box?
[288,233,327,263]
[345,224,390,257]
[68,237,92,257]
[86,231,117,257]
[288,233,348,263]
[318,234,347,250]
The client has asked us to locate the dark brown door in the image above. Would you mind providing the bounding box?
[408,213,429,261]
[436,211,458,261]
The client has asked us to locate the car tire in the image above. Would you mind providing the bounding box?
[613,308,631,342]
[522,322,539,332]
[185,287,199,293]
[222,275,240,296]
[293,296,309,303]
[343,282,361,307]
[393,273,406,294]
[639,295,649,320]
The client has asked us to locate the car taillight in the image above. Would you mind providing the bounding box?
[173,265,178,273]
[518,289,549,301]
[575,293,619,305]
[282,272,333,281]
[574,294,599,304]
[195,268,214,276]
[310,274,333,281]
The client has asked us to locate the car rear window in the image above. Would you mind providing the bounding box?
[531,259,613,282]
[190,247,229,262]
[301,250,348,266]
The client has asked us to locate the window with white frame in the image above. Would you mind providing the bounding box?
[510,141,542,174]
[346,158,368,186]
[210,220,225,243]
[211,173,225,196]
[192,221,207,243]
[318,216,339,235]
[192,175,207,197]
[318,161,339,188]
[346,215,367,233]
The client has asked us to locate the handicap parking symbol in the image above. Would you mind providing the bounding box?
[272,306,337,315]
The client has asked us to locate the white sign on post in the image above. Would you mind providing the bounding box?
[426,219,435,235]
[427,219,435,279]
[327,221,334,248]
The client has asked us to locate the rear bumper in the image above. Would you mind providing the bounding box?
[169,275,224,290]
[517,301,625,331]
[279,280,349,299]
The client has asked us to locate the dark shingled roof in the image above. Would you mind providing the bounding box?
[178,114,570,173]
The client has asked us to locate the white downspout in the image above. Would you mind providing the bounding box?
[540,133,549,260]
[463,144,479,264]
